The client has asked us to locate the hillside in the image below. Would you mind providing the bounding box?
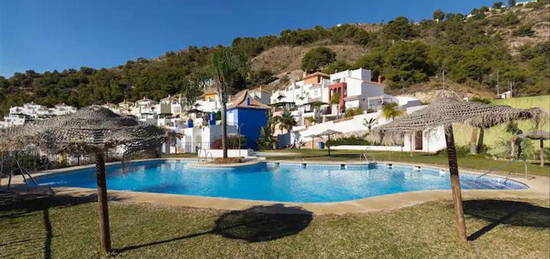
[251,43,369,75]
[0,2,549,115]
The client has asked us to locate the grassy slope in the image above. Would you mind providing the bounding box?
[265,149,549,177]
[453,95,550,152]
[0,195,548,258]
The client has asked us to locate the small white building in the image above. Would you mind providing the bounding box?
[499,90,513,99]
[270,68,417,127]
[328,68,386,113]
[0,102,77,129]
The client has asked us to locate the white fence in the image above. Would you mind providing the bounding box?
[331,145,405,151]
[294,105,426,143]
[198,149,253,158]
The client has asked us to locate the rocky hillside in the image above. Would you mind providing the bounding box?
[0,2,548,115]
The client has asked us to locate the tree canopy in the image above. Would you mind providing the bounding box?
[1,3,549,116]
[301,47,337,73]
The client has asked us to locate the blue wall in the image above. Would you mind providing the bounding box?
[227,108,268,150]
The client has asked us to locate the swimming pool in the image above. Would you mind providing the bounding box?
[34,160,528,203]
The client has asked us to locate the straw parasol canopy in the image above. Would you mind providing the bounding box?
[0,105,166,253]
[1,105,166,154]
[370,97,544,144]
[519,130,549,167]
[520,130,550,140]
[370,96,545,242]
[310,129,342,156]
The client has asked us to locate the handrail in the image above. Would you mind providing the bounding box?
[361,152,375,163]
[476,158,528,180]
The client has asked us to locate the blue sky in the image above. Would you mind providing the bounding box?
[0,0,496,77]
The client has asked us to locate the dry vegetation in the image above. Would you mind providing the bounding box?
[251,43,369,76]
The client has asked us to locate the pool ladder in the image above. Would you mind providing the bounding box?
[476,159,529,183]
[198,149,214,162]
[361,153,375,164]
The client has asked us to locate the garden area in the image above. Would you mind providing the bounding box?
[1,192,548,258]
[263,149,549,177]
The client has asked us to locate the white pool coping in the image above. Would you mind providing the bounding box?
[3,158,549,215]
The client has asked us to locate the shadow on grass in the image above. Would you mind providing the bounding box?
[0,189,124,258]
[463,200,550,241]
[116,204,313,253]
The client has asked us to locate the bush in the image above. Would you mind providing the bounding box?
[512,24,535,36]
[344,107,364,118]
[301,47,337,73]
[248,69,276,86]
[524,1,545,9]
[323,61,351,74]
[326,136,370,146]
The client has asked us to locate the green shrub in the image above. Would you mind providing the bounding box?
[301,47,337,73]
[344,107,364,118]
[524,1,545,9]
[512,24,535,36]
[327,136,370,146]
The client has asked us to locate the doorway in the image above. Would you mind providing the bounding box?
[415,131,423,151]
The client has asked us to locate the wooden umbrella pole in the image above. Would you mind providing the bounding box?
[444,125,467,242]
[327,135,331,156]
[540,139,544,167]
[95,151,112,253]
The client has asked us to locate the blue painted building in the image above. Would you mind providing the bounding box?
[227,90,270,150]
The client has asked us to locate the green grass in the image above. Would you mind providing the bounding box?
[0,194,548,258]
[160,153,198,159]
[264,149,549,177]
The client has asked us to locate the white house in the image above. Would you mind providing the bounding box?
[328,68,386,113]
[49,103,77,116]
[0,102,77,129]
[270,72,331,106]
[270,68,419,128]
[291,105,446,153]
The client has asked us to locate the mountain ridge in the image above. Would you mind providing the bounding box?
[0,2,548,115]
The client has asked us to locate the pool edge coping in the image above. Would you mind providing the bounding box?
[4,158,549,215]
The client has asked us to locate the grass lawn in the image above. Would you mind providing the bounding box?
[0,193,548,258]
[263,149,550,177]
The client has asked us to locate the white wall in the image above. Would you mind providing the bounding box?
[402,126,446,153]
[332,145,404,151]
[294,105,429,145]
[199,149,253,158]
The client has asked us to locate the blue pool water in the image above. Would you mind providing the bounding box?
[34,160,528,203]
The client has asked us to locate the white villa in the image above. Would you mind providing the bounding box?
[271,68,421,127]
[0,102,77,129]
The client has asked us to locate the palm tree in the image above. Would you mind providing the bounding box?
[362,117,378,131]
[278,111,297,134]
[382,102,403,120]
[209,48,249,158]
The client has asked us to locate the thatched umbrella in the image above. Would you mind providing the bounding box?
[311,129,342,156]
[0,106,166,253]
[520,130,549,167]
[370,97,544,241]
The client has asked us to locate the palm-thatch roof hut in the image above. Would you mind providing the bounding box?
[0,106,166,253]
[370,97,545,241]
[519,130,549,167]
